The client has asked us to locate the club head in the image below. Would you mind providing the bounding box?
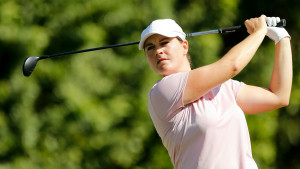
[22,56,39,77]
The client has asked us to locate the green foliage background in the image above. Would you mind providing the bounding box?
[0,0,299,168]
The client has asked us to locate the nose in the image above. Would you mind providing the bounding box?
[155,47,164,56]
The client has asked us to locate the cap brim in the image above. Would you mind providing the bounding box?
[139,33,157,50]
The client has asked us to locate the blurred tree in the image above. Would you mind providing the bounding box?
[0,0,299,169]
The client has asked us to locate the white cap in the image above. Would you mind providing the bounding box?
[139,19,186,50]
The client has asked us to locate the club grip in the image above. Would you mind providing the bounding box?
[277,19,286,27]
[219,19,286,33]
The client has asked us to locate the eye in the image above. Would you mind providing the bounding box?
[160,41,169,46]
[146,45,155,51]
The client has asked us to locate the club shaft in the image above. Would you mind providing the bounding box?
[38,19,286,60]
[39,41,140,60]
[38,28,230,60]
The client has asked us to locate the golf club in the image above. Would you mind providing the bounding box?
[22,19,286,77]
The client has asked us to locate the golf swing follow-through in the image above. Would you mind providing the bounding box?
[141,15,292,169]
[22,18,286,77]
[23,15,292,169]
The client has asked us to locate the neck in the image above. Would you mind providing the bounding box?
[162,63,191,77]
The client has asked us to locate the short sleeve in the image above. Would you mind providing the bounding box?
[229,79,245,99]
[149,72,189,120]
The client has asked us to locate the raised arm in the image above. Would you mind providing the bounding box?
[183,15,267,105]
[237,17,292,114]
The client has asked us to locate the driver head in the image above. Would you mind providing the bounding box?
[23,56,39,76]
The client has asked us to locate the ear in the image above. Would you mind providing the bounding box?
[182,40,189,55]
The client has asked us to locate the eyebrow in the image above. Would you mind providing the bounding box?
[144,37,171,49]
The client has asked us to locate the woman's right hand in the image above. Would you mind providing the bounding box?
[244,15,267,35]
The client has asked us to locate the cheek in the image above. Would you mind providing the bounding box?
[146,53,156,66]
[168,44,185,58]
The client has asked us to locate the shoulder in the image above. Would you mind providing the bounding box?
[150,72,189,94]
[148,72,189,117]
[160,72,189,84]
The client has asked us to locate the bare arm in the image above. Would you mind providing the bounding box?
[183,15,267,105]
[237,37,292,114]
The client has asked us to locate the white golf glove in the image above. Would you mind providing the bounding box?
[266,17,291,44]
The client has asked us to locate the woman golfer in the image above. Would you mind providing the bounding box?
[139,15,292,169]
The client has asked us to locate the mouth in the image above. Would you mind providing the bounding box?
[157,58,168,64]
